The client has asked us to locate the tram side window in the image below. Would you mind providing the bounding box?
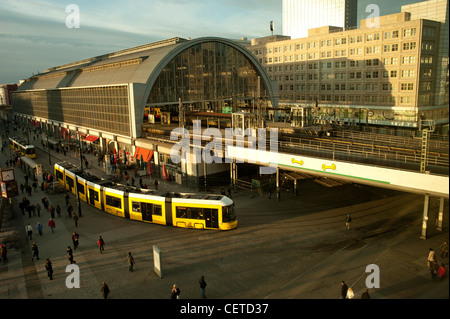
[222,205,236,222]
[56,170,64,181]
[106,195,122,209]
[77,182,84,194]
[176,207,188,218]
[153,204,162,216]
[132,202,140,212]
[176,206,206,219]
[66,176,74,190]
[90,189,99,201]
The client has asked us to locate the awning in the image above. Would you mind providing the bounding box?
[134,147,153,162]
[84,135,99,142]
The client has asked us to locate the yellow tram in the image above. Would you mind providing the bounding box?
[54,162,237,230]
[9,137,36,159]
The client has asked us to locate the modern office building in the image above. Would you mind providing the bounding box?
[250,1,449,132]
[282,0,358,39]
[401,0,449,108]
[10,37,277,183]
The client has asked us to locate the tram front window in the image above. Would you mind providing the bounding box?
[222,204,236,222]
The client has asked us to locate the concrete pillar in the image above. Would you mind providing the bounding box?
[420,194,430,240]
[437,197,445,231]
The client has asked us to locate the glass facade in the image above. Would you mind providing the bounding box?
[11,85,130,136]
[147,41,268,112]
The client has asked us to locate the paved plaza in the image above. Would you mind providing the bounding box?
[1,134,448,303]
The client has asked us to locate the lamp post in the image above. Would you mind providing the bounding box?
[75,133,83,217]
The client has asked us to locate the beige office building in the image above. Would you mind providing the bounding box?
[249,1,449,132]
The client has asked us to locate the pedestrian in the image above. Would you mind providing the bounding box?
[199,275,207,298]
[65,193,70,207]
[154,180,158,190]
[72,232,80,250]
[430,260,439,280]
[340,281,348,299]
[48,218,56,232]
[427,248,436,270]
[438,263,447,281]
[361,289,370,299]
[56,204,61,218]
[67,203,73,219]
[73,213,79,228]
[171,284,181,299]
[36,203,41,217]
[49,205,55,219]
[0,244,8,264]
[45,259,53,280]
[268,187,272,199]
[36,222,43,235]
[127,252,135,272]
[345,214,352,230]
[31,242,39,261]
[67,246,75,264]
[440,241,449,258]
[97,236,105,254]
[101,282,110,299]
[346,287,354,299]
[25,224,33,240]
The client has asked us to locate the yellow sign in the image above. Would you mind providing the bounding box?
[291,158,304,166]
[322,163,336,171]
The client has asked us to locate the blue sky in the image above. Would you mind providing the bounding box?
[0,0,420,84]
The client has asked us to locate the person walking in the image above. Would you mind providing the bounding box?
[346,287,354,299]
[25,224,33,240]
[427,248,436,270]
[345,214,352,230]
[199,275,207,299]
[73,213,79,228]
[56,204,61,218]
[36,222,43,236]
[67,203,73,219]
[35,203,41,217]
[49,205,55,219]
[127,252,135,272]
[97,236,105,254]
[72,232,80,250]
[440,241,449,258]
[101,282,110,299]
[430,260,439,280]
[340,281,348,299]
[0,244,8,264]
[67,246,75,264]
[45,259,53,280]
[31,242,40,261]
[48,218,56,233]
[171,284,181,299]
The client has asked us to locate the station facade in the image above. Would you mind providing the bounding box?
[11,37,277,185]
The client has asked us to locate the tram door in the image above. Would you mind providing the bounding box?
[88,189,97,206]
[141,202,153,222]
[204,208,218,228]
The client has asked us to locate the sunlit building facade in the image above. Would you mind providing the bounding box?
[282,0,358,39]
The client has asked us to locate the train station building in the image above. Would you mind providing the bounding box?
[10,37,278,186]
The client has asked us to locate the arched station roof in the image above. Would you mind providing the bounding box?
[18,37,276,107]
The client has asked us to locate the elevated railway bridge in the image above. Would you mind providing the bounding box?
[141,123,448,239]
